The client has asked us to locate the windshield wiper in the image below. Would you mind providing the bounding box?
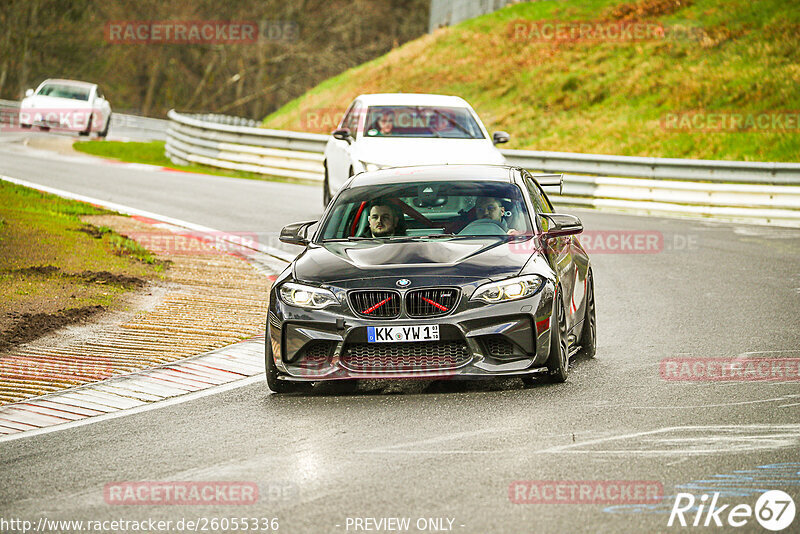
[388,233,460,241]
[322,237,376,242]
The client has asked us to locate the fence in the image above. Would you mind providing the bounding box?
[165,109,800,227]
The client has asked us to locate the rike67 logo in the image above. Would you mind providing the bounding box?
[668,491,796,531]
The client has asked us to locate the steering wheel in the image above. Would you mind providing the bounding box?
[457,218,506,236]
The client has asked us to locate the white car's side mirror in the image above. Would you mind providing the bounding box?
[25,89,34,97]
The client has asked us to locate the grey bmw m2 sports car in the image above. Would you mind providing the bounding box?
[266,165,595,393]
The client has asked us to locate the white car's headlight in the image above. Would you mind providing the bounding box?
[279,282,338,309]
[471,275,545,303]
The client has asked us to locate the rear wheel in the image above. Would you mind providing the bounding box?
[265,328,312,394]
[577,270,596,358]
[545,287,569,383]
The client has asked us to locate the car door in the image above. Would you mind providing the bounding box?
[524,173,581,334]
[325,100,361,191]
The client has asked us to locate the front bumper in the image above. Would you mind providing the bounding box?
[267,281,556,381]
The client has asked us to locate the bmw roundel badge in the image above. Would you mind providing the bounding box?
[396,279,411,288]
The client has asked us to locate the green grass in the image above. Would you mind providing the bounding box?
[73,140,319,185]
[262,0,800,162]
[0,180,164,335]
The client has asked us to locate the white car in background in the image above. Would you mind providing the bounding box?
[322,93,509,205]
[19,79,111,137]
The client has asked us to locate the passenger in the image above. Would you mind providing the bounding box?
[367,110,395,136]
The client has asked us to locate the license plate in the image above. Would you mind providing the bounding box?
[367,325,440,343]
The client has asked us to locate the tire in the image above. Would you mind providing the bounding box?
[545,287,569,383]
[98,114,110,138]
[79,113,92,136]
[323,163,331,207]
[265,327,311,394]
[577,270,596,358]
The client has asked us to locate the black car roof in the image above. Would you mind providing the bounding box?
[347,165,518,188]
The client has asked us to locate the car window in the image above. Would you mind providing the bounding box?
[524,175,553,214]
[362,106,485,139]
[37,84,91,101]
[340,101,363,134]
[318,180,532,240]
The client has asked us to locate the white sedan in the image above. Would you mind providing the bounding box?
[322,93,509,205]
[19,79,111,137]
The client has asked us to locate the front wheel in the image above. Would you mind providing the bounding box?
[577,270,596,358]
[79,113,92,136]
[545,287,569,383]
[323,163,331,207]
[98,114,110,138]
[265,329,312,394]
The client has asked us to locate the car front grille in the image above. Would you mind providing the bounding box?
[405,288,459,317]
[341,341,470,372]
[349,290,401,319]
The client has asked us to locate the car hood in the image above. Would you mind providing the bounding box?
[293,238,533,284]
[353,138,506,167]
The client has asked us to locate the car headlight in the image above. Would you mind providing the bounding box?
[471,275,545,303]
[360,161,389,172]
[279,282,338,309]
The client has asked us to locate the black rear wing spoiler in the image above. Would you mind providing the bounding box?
[533,173,563,194]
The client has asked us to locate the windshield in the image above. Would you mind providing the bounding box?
[363,105,484,139]
[318,180,532,241]
[37,84,91,101]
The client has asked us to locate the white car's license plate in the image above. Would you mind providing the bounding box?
[367,325,440,343]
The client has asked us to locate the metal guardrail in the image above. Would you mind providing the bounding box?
[165,109,800,227]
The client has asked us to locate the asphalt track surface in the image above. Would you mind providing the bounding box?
[1,133,800,533]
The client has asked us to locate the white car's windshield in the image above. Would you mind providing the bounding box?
[318,181,532,241]
[37,84,91,101]
[363,106,484,139]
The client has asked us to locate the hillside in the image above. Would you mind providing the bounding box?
[262,0,800,162]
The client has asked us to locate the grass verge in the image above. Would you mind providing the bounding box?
[73,140,319,186]
[0,180,166,349]
[262,0,800,162]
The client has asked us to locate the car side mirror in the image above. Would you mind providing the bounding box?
[540,213,583,238]
[492,131,510,145]
[280,220,317,246]
[332,128,353,144]
[25,89,34,97]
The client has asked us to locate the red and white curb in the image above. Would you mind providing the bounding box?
[0,336,266,442]
[0,174,294,441]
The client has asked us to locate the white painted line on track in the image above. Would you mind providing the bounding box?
[0,376,262,444]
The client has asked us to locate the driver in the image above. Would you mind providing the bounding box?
[366,200,406,237]
[474,197,520,235]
